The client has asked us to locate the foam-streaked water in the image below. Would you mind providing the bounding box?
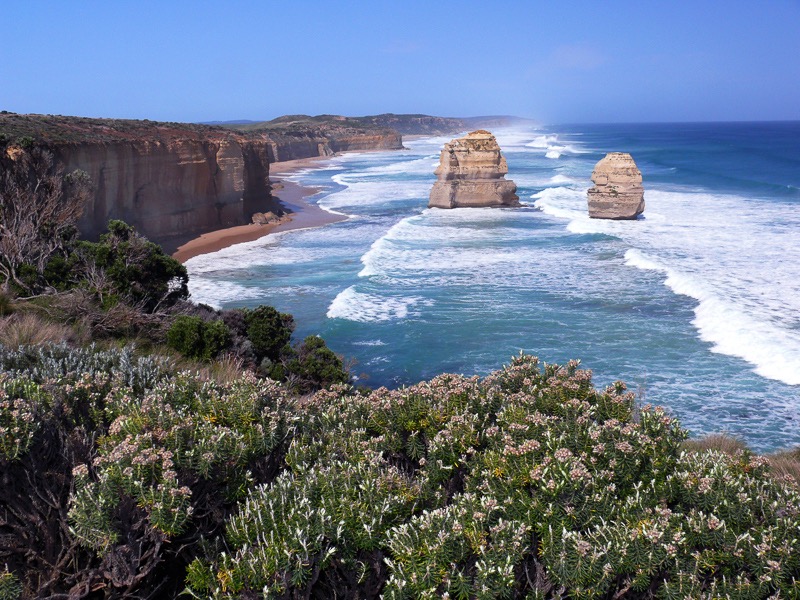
[187,122,800,451]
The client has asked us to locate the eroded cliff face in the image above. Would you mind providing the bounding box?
[429,130,519,208]
[0,113,403,250]
[264,132,403,162]
[55,135,280,248]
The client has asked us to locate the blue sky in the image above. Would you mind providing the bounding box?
[3,1,799,123]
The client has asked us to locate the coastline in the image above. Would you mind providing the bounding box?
[172,156,345,263]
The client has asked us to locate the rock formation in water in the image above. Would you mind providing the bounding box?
[0,113,402,250]
[428,130,519,208]
[587,152,645,219]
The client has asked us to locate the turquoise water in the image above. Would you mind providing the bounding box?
[187,122,800,451]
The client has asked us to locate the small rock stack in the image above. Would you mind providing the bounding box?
[587,152,645,219]
[428,130,519,209]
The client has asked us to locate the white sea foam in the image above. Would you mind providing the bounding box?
[545,149,562,159]
[623,250,800,386]
[357,208,540,279]
[188,278,266,308]
[549,174,577,185]
[526,134,558,149]
[320,174,429,211]
[360,156,439,176]
[327,286,428,322]
[541,185,800,386]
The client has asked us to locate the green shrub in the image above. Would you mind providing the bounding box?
[0,291,13,316]
[166,315,230,361]
[278,334,350,393]
[5,346,800,599]
[191,355,800,599]
[242,305,294,362]
[0,568,22,600]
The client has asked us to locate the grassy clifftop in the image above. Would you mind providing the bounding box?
[0,112,239,145]
[0,112,400,145]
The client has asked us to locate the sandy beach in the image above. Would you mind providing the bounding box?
[172,156,346,263]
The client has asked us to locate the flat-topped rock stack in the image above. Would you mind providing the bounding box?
[428,130,519,208]
[587,152,645,219]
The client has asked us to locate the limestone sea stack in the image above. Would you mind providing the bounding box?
[587,152,645,219]
[428,130,519,208]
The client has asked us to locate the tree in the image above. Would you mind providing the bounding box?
[74,220,188,312]
[0,143,91,293]
[277,335,350,393]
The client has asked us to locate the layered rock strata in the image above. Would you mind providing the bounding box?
[587,152,645,219]
[428,130,519,208]
[56,137,276,249]
[0,113,402,249]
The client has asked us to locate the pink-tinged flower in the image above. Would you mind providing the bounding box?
[615,441,633,453]
[554,448,573,462]
[574,540,591,556]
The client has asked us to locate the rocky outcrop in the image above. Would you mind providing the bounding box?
[428,130,519,209]
[587,152,645,219]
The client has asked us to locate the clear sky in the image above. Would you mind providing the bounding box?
[3,0,799,124]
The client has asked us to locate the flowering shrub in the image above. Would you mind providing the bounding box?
[0,376,43,460]
[3,345,800,599]
[0,567,22,600]
[69,372,293,551]
[189,354,800,599]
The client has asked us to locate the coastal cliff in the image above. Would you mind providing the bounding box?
[55,136,275,247]
[228,114,403,161]
[429,130,519,208]
[0,113,402,249]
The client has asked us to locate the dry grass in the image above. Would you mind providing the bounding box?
[0,311,77,347]
[682,432,749,455]
[765,449,800,486]
[196,353,249,385]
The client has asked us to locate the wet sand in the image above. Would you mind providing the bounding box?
[172,156,344,263]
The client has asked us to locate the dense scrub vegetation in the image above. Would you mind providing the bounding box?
[1,345,800,599]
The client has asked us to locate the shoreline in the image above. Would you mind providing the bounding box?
[172,156,345,263]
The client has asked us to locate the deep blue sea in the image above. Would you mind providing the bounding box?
[187,122,800,451]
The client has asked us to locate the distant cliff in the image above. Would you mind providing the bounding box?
[0,113,402,249]
[229,113,537,137]
[227,115,403,161]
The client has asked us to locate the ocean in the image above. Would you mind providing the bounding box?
[186,122,800,452]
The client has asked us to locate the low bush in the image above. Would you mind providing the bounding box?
[276,334,350,394]
[73,220,188,312]
[166,315,230,361]
[242,305,294,363]
[0,292,14,316]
